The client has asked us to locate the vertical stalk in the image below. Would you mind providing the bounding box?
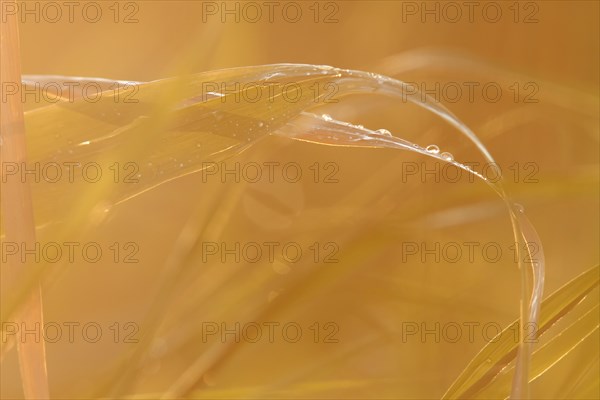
[1,1,50,398]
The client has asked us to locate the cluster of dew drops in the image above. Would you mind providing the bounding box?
[320,113,456,162]
[424,144,454,162]
[316,113,491,183]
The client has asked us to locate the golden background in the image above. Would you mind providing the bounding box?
[1,1,598,399]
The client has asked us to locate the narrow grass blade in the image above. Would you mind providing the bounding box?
[442,264,599,399]
[0,4,50,398]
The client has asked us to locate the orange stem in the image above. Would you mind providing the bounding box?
[1,1,50,398]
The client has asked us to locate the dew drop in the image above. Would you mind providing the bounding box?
[514,203,525,213]
[440,152,454,161]
[375,128,393,137]
[425,144,440,154]
[321,114,333,121]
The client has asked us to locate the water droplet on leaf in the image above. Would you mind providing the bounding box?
[375,128,392,137]
[440,152,454,161]
[425,145,440,154]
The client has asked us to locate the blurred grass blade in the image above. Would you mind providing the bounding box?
[377,48,599,117]
[0,3,50,398]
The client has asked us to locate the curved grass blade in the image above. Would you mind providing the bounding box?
[6,65,547,397]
